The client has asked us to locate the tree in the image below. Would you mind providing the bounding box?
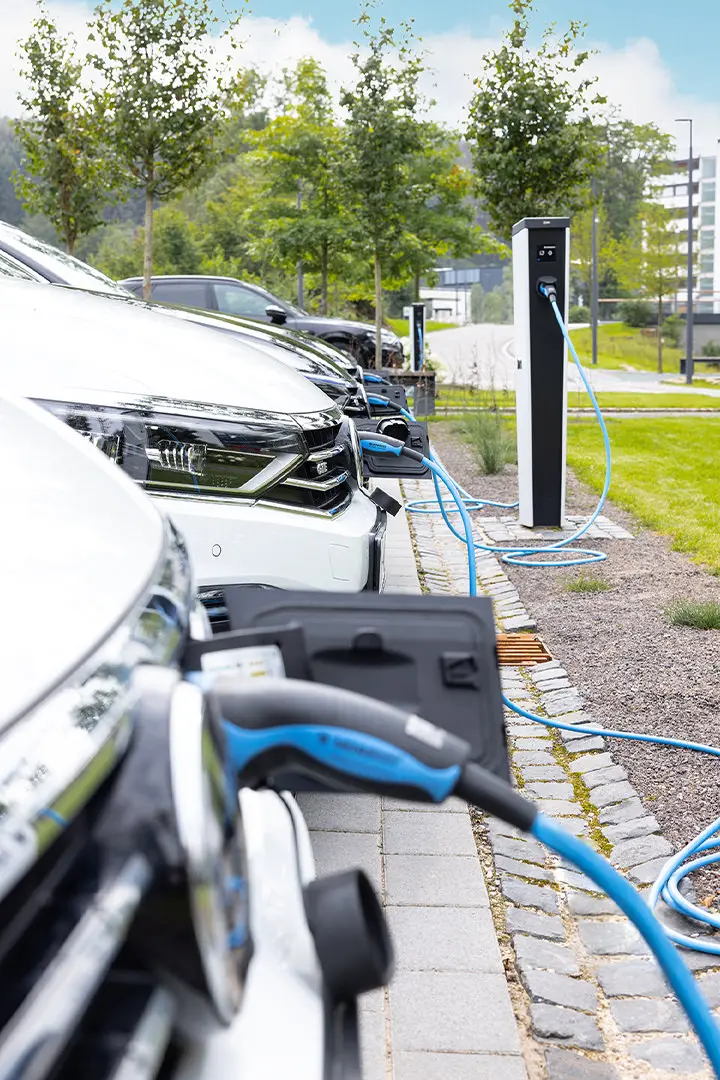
[470,282,485,323]
[340,3,426,366]
[394,123,481,300]
[88,0,244,298]
[593,115,674,240]
[571,201,614,305]
[611,200,684,372]
[250,58,350,314]
[466,0,604,241]
[13,3,112,253]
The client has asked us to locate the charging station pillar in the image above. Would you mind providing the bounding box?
[410,302,426,372]
[512,217,570,528]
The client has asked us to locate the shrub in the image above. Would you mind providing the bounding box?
[569,305,590,324]
[565,573,610,594]
[662,314,684,348]
[618,299,655,328]
[667,600,720,630]
[701,341,720,358]
[462,411,514,475]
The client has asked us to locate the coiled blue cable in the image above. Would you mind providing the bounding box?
[534,815,720,1072]
[406,291,613,569]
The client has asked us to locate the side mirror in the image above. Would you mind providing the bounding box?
[266,304,288,325]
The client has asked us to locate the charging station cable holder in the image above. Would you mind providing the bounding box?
[410,303,426,373]
[512,217,570,529]
[353,416,431,479]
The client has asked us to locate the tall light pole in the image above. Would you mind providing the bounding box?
[591,175,599,365]
[296,181,304,310]
[676,118,694,385]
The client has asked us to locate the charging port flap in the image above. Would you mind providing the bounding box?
[219,589,509,786]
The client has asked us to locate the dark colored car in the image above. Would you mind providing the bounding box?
[0,221,367,411]
[120,274,405,369]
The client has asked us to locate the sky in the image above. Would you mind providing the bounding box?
[2,0,720,154]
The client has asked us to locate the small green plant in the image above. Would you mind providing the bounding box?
[569,304,590,323]
[565,573,611,594]
[667,600,720,630]
[461,411,514,474]
[701,341,720,358]
[662,313,683,348]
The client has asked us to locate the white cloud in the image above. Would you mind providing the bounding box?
[2,3,719,156]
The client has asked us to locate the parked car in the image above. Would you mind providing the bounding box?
[120,274,405,369]
[0,220,369,408]
[2,279,387,596]
[1,390,372,1079]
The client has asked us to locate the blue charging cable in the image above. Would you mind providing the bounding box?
[358,302,720,1051]
[405,287,613,570]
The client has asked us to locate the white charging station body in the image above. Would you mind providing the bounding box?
[512,217,570,529]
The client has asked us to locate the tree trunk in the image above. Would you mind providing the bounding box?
[413,268,421,302]
[67,232,75,256]
[657,297,663,374]
[320,241,328,317]
[143,182,154,302]
[374,253,383,370]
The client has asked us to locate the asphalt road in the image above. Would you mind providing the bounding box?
[427,323,720,396]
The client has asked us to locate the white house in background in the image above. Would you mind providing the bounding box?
[418,286,470,324]
[657,154,720,314]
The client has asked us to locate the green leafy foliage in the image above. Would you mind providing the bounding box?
[610,200,685,370]
[248,59,352,313]
[13,3,114,253]
[459,411,515,474]
[617,299,655,327]
[340,2,426,365]
[466,0,604,240]
[87,0,246,296]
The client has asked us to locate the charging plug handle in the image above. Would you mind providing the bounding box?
[537,276,558,303]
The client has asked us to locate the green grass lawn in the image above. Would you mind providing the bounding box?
[570,324,682,373]
[566,416,720,572]
[431,384,720,412]
[387,317,457,336]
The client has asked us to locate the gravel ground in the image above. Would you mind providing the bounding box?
[431,424,720,899]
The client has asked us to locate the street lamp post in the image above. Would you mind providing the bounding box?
[676,118,694,385]
[591,175,599,366]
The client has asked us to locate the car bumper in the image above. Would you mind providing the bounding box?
[151,488,386,593]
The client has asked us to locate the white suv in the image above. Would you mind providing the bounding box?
[2,280,386,597]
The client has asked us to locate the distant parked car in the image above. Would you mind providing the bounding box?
[120,274,405,369]
[0,220,368,409]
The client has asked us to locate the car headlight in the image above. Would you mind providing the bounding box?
[38,398,307,501]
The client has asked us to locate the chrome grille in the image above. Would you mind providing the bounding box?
[261,419,353,517]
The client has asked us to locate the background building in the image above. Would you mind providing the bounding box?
[658,154,719,314]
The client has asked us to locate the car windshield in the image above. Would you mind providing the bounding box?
[0,250,39,280]
[0,222,133,297]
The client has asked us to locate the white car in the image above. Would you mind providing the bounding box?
[1,279,386,599]
[0,390,375,1078]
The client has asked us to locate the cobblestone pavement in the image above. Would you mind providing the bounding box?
[402,477,720,1080]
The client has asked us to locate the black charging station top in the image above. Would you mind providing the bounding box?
[215,588,509,783]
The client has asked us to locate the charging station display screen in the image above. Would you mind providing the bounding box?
[536,244,557,263]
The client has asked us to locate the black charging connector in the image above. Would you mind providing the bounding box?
[537,276,558,303]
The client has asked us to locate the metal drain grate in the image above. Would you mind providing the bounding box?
[496,633,552,666]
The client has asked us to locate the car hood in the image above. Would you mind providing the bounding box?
[1,393,165,728]
[294,314,381,337]
[1,281,335,417]
[150,303,358,389]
